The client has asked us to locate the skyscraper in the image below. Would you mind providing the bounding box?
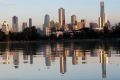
[43,14,51,36]
[99,17,102,28]
[29,18,32,27]
[12,16,18,32]
[100,1,107,28]
[71,15,77,25]
[44,14,50,27]
[81,19,87,28]
[58,8,65,26]
[71,15,78,30]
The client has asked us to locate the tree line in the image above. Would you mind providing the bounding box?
[0,23,120,42]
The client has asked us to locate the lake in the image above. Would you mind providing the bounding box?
[0,40,120,80]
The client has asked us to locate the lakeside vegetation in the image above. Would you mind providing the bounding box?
[0,23,120,42]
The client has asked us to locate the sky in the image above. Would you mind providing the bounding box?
[0,0,120,30]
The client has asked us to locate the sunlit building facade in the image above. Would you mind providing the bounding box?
[59,8,65,26]
[99,1,107,29]
[2,21,9,34]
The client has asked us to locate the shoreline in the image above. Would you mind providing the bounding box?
[0,38,120,43]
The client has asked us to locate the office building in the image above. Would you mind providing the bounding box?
[90,23,99,29]
[71,15,77,25]
[43,14,50,27]
[29,18,32,27]
[58,8,65,26]
[100,1,107,28]
[43,14,51,36]
[81,19,87,28]
[12,16,18,32]
[22,22,27,31]
[71,15,78,30]
[2,21,9,34]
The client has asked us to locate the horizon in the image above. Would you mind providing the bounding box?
[0,0,120,30]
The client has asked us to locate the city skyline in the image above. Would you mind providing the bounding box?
[0,0,120,30]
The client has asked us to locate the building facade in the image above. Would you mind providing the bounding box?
[59,8,65,26]
[12,16,18,32]
[2,21,9,34]
[29,18,32,27]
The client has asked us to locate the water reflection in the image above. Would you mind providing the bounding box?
[0,41,120,80]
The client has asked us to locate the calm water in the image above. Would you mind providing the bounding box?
[0,40,120,80]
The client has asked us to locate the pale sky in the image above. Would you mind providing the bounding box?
[0,0,120,30]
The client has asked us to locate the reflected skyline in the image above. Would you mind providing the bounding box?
[0,41,120,80]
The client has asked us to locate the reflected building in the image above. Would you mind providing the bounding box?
[60,54,66,74]
[44,44,52,69]
[30,50,34,64]
[99,49,108,80]
[72,49,79,65]
[3,49,10,64]
[23,49,29,64]
[64,48,70,57]
[30,54,33,64]
[13,50,19,68]
[82,51,87,64]
[52,43,64,55]
[23,54,28,64]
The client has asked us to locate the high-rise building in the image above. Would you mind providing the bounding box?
[43,14,50,27]
[22,22,27,31]
[12,16,18,32]
[90,22,99,29]
[29,18,32,27]
[58,8,65,26]
[99,17,102,28]
[100,1,107,28]
[71,15,77,25]
[2,21,9,34]
[44,44,51,69]
[43,14,51,36]
[81,19,87,28]
[50,20,55,28]
[71,15,78,30]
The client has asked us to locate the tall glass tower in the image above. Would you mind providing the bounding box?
[44,14,50,27]
[100,1,105,28]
